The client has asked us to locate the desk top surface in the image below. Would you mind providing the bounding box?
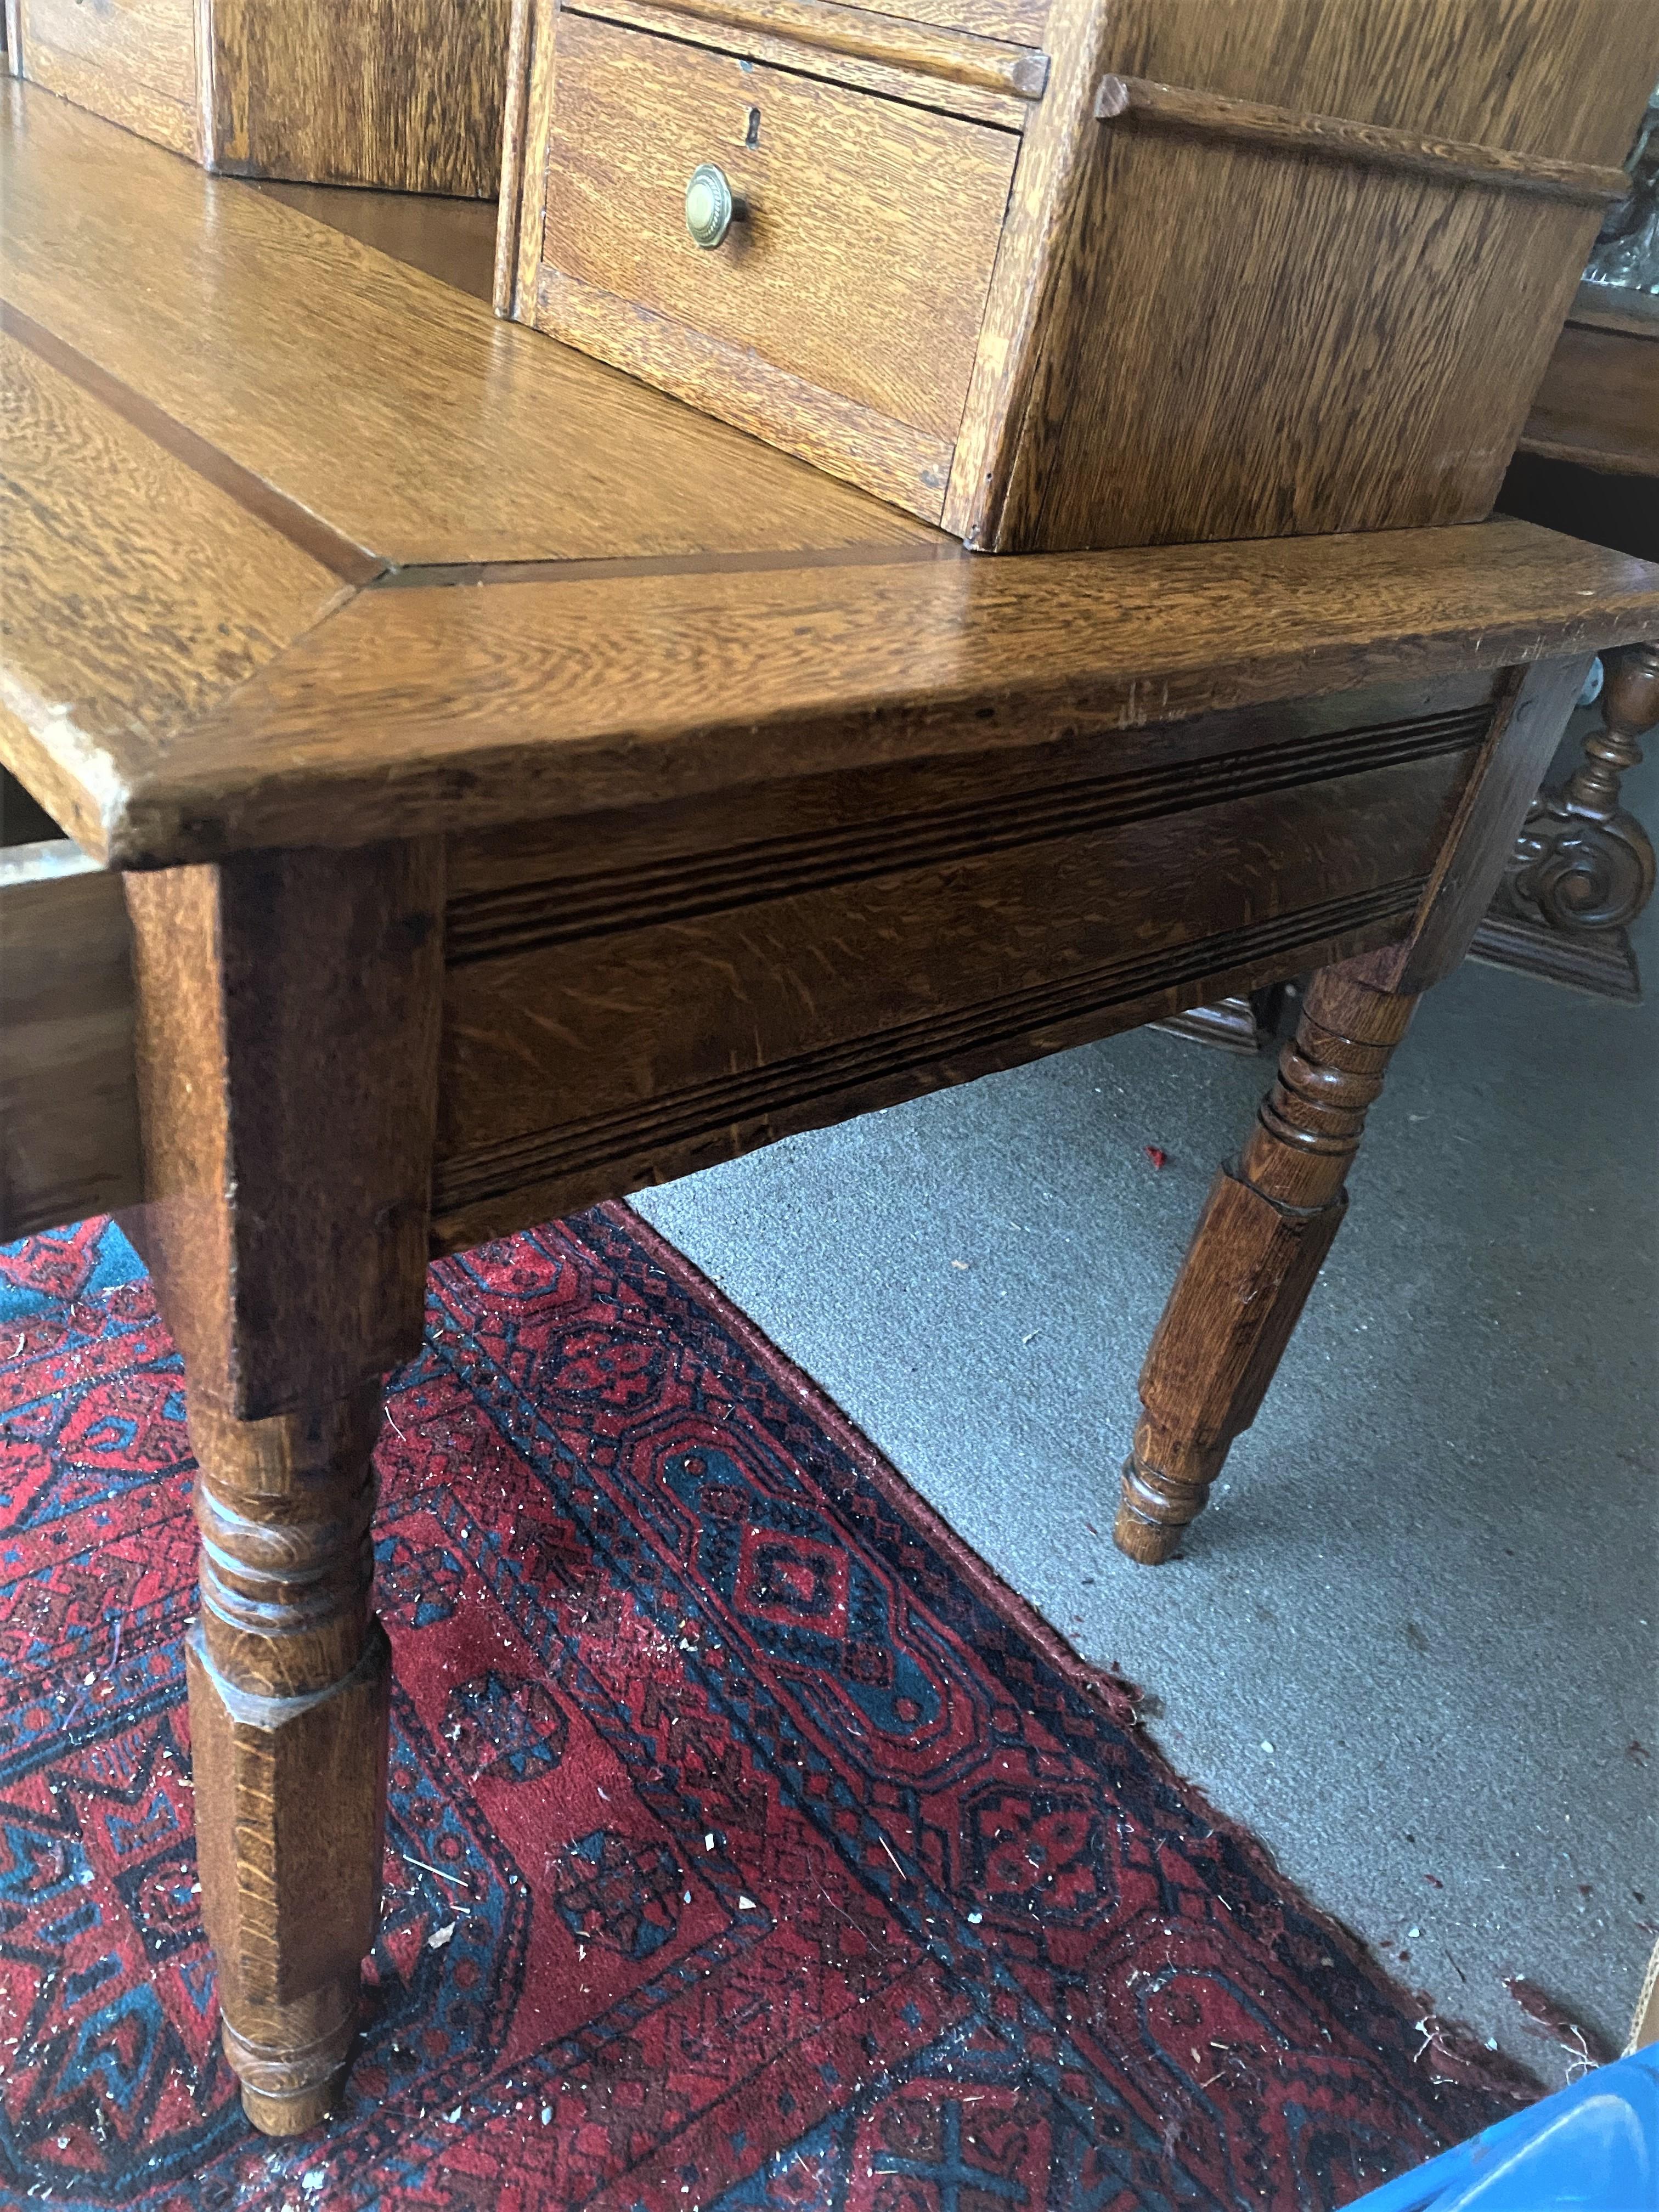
[5,81,1659,868]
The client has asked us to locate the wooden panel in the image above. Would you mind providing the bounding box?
[975,126,1602,549]
[443,671,1501,926]
[430,737,1480,1246]
[1088,0,1657,167]
[0,323,349,855]
[944,0,1659,549]
[567,0,1029,126]
[429,889,1412,1251]
[0,841,140,1241]
[1519,321,1659,478]
[1090,74,1624,205]
[594,0,1046,101]
[535,15,1018,447]
[532,270,960,513]
[99,520,1659,867]
[865,0,1046,47]
[0,84,931,567]
[208,0,512,195]
[16,0,198,158]
[941,0,1109,546]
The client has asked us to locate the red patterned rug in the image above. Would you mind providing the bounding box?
[0,1206,1533,2212]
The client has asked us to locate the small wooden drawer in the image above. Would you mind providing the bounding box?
[534,13,1019,506]
[502,0,1659,549]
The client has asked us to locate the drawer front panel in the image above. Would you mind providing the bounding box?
[537,12,1018,447]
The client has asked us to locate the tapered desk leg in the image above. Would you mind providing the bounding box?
[123,842,442,2133]
[1115,651,1595,1564]
[1115,964,1413,1561]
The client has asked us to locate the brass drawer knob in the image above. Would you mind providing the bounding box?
[685,163,740,250]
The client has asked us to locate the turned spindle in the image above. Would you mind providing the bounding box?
[1115,964,1415,1563]
[1494,640,1659,940]
[188,1389,390,2132]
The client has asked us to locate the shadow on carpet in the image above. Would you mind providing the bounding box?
[0,1205,1537,2211]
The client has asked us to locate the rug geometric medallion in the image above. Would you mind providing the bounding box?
[0,1206,1536,2211]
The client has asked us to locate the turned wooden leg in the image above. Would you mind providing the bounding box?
[1115,652,1595,1563]
[121,841,442,2131]
[1115,962,1414,1561]
[187,1390,390,2132]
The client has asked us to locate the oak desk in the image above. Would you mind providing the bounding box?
[5,81,1659,2136]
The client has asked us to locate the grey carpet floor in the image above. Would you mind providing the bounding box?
[634,780,1658,2096]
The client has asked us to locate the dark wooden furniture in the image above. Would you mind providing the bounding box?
[500,0,1657,545]
[7,83,1659,2137]
[1485,284,1659,997]
[1,0,512,191]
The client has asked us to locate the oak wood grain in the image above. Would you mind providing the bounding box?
[8,53,1653,2140]
[1092,73,1626,207]
[957,0,1659,549]
[831,0,1046,44]
[431,740,1474,1242]
[0,840,140,1242]
[532,268,958,517]
[1117,962,1418,1562]
[0,83,930,568]
[1,299,385,584]
[15,0,510,191]
[432,887,1418,1255]
[977,120,1603,549]
[567,0,1029,126]
[443,676,1499,948]
[507,0,562,315]
[535,14,1018,446]
[940,0,1108,540]
[208,0,512,194]
[0,676,1498,1248]
[122,842,443,1424]
[89,522,1659,866]
[596,0,1047,100]
[88,843,442,2129]
[0,322,351,856]
[495,0,537,311]
[1093,0,1655,166]
[510,0,1659,545]
[4,82,1659,879]
[15,0,200,159]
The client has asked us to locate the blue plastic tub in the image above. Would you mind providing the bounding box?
[1351,2046,1657,2210]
